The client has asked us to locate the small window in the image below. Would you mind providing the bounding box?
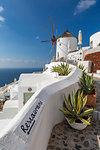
[58,39,60,42]
[90,41,93,48]
[23,93,34,105]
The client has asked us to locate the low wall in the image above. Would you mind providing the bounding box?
[0,67,82,150]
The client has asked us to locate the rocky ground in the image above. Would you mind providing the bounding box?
[47,120,100,150]
[47,79,100,150]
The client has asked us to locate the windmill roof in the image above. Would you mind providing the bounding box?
[58,29,77,39]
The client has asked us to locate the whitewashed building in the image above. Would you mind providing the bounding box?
[56,29,77,60]
[90,31,100,48]
[67,50,83,62]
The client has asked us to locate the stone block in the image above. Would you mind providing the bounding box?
[97,112,100,121]
[93,111,98,120]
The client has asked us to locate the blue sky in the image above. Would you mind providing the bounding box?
[0,0,100,68]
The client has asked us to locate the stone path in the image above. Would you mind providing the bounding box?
[47,79,100,150]
[47,120,100,150]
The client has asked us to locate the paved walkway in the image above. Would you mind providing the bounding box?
[47,120,100,150]
[47,79,100,150]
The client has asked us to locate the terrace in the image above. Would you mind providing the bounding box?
[47,79,100,150]
[0,62,100,150]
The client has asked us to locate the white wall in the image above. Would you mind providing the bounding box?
[56,37,77,60]
[10,84,18,100]
[67,50,83,62]
[18,62,74,110]
[18,86,36,110]
[0,67,82,150]
[90,31,100,48]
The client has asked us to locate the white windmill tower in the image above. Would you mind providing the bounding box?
[56,29,77,61]
[68,40,71,53]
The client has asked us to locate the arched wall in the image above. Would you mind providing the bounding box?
[90,32,100,48]
[0,67,82,150]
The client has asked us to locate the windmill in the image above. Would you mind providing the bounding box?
[41,16,57,57]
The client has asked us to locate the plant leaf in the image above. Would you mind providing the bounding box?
[79,117,90,125]
[68,118,75,124]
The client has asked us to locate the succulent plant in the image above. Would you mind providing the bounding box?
[0,100,3,105]
[78,64,86,71]
[60,90,94,125]
[51,63,72,76]
[79,72,96,95]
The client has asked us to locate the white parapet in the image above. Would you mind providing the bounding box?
[0,65,82,150]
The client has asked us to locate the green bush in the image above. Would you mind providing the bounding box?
[78,64,86,71]
[51,63,72,76]
[79,72,96,95]
[0,100,3,105]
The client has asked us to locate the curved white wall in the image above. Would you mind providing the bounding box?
[56,37,77,60]
[0,67,82,150]
[90,31,100,48]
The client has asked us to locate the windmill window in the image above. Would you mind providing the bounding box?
[58,39,60,42]
[90,41,93,48]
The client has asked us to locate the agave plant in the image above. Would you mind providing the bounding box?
[60,90,94,125]
[51,63,72,76]
[78,64,86,71]
[79,72,96,95]
[0,100,3,104]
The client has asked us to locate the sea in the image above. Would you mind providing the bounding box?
[0,68,43,87]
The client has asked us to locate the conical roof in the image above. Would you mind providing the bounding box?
[58,29,77,39]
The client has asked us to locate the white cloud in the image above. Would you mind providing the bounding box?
[0,6,4,12]
[0,16,5,22]
[0,58,47,68]
[36,36,40,40]
[74,0,96,15]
